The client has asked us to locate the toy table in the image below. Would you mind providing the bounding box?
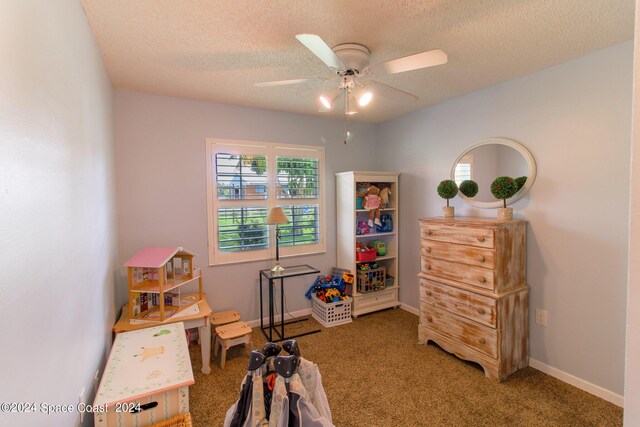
[94,322,194,426]
[113,293,212,374]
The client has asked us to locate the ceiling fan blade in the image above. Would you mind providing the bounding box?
[369,49,447,76]
[295,34,345,70]
[367,81,418,103]
[255,78,326,87]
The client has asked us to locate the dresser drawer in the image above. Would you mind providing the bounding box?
[420,223,494,248]
[420,279,497,328]
[421,240,495,269]
[421,305,497,358]
[421,257,495,291]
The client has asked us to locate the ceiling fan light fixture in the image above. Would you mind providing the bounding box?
[345,89,359,115]
[358,91,373,107]
[319,95,333,109]
[256,34,447,120]
[318,88,340,110]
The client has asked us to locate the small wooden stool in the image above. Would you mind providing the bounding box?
[211,310,241,328]
[213,321,252,369]
[209,310,242,346]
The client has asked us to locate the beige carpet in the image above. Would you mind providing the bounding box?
[188,309,622,426]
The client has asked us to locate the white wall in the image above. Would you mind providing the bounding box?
[624,0,640,419]
[0,1,116,426]
[114,91,378,321]
[378,42,632,398]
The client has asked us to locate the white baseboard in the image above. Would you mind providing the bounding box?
[247,307,313,329]
[529,358,623,407]
[398,305,623,407]
[399,303,419,316]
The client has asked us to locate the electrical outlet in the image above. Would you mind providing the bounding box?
[535,308,549,326]
[79,387,86,423]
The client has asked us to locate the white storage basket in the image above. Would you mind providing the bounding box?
[311,294,352,328]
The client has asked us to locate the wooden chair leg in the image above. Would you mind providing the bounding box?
[220,343,227,369]
[213,335,219,357]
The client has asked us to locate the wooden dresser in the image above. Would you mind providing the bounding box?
[418,217,529,381]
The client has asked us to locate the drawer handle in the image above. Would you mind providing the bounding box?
[478,255,485,262]
[426,247,432,253]
[425,264,431,270]
[426,230,432,236]
[426,315,433,323]
[426,290,432,296]
[477,308,486,315]
[478,277,486,283]
[479,338,486,345]
[477,236,485,242]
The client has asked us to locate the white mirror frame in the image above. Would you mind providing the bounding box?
[450,137,537,209]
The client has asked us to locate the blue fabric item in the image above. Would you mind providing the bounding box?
[375,214,393,232]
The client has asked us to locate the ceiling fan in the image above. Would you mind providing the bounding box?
[256,34,448,115]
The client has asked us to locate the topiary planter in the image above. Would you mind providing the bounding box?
[443,206,454,218]
[497,207,513,221]
[437,180,458,218]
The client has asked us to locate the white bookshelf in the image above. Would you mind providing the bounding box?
[336,171,400,317]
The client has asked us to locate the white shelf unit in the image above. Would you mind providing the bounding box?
[336,171,400,318]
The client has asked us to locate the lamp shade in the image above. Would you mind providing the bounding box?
[266,207,289,225]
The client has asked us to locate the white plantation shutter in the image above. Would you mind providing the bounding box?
[206,139,325,265]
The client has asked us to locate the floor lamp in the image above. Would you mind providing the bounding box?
[266,207,289,274]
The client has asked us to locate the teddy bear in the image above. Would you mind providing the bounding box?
[364,185,382,227]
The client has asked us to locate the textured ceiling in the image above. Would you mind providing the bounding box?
[81,0,634,123]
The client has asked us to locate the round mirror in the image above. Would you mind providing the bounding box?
[450,138,536,208]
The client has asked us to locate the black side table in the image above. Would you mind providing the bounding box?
[259,264,321,342]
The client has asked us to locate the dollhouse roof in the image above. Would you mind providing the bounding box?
[124,247,196,268]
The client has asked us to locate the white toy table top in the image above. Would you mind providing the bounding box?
[94,322,194,407]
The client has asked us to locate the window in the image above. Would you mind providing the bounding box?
[206,139,325,265]
[454,155,473,185]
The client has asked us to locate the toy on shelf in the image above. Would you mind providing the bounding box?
[371,240,386,256]
[357,263,387,293]
[356,242,377,262]
[357,261,379,271]
[379,186,391,208]
[356,220,371,235]
[375,213,393,233]
[363,185,382,227]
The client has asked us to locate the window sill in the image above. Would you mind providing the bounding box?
[208,250,327,267]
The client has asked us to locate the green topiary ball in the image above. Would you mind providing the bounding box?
[514,176,527,192]
[437,180,458,199]
[491,176,518,208]
[437,180,458,207]
[459,180,479,198]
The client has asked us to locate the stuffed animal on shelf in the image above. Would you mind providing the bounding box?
[356,220,371,235]
[364,185,382,227]
[379,186,391,208]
